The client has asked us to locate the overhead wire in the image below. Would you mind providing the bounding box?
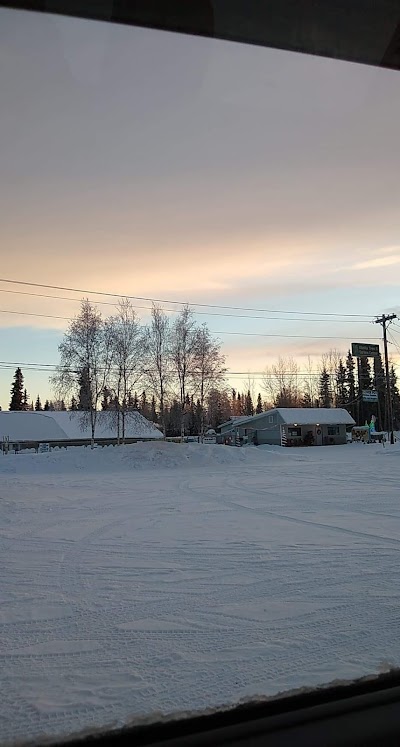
[0,277,373,318]
[0,308,380,340]
[0,288,373,323]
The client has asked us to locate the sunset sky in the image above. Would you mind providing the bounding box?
[1,8,400,409]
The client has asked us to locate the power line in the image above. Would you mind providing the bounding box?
[0,288,372,324]
[0,360,343,377]
[216,330,379,340]
[0,277,373,319]
[0,307,380,339]
[0,309,69,321]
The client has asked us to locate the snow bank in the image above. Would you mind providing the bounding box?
[0,441,268,475]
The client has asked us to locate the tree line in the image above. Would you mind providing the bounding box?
[6,301,400,437]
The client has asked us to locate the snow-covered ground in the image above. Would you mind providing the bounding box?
[1,441,400,743]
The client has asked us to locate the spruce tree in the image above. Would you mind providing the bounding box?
[140,390,150,419]
[22,388,30,411]
[78,366,92,411]
[70,396,78,411]
[256,393,263,414]
[9,368,24,411]
[101,387,111,411]
[44,400,50,411]
[335,359,347,407]
[359,357,372,393]
[150,395,157,423]
[60,399,67,411]
[345,351,357,420]
[35,395,42,411]
[319,367,331,408]
[244,390,254,416]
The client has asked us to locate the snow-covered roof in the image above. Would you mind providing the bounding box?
[0,412,69,441]
[219,407,355,431]
[0,411,163,442]
[276,408,355,425]
[48,411,162,440]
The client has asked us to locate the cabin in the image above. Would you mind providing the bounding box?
[219,408,355,447]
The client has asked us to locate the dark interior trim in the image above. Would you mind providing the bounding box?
[42,670,400,746]
[1,0,400,71]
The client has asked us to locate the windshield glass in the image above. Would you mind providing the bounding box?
[0,7,400,745]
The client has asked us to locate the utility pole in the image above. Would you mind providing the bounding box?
[374,313,397,444]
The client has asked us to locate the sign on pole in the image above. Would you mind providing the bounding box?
[362,390,378,402]
[351,342,380,358]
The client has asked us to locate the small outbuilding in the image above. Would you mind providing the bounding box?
[219,408,355,447]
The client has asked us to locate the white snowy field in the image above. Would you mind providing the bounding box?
[1,441,400,744]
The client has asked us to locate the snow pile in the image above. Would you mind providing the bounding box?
[0,441,267,475]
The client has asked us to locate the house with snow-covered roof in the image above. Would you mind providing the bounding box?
[219,408,355,447]
[0,410,162,452]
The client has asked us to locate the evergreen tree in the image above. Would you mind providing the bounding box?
[78,366,92,411]
[60,399,67,411]
[255,393,263,414]
[359,357,372,393]
[356,357,373,425]
[101,387,111,411]
[133,392,139,410]
[35,395,42,411]
[345,351,357,421]
[335,359,347,407]
[70,396,78,411]
[140,390,150,419]
[48,400,55,411]
[22,388,29,411]
[9,368,24,411]
[236,392,243,415]
[150,395,157,423]
[244,390,254,416]
[29,402,34,411]
[319,367,332,408]
[44,399,50,411]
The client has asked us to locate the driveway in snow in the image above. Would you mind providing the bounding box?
[1,442,400,743]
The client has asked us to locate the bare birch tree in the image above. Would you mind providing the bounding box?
[192,324,226,440]
[108,299,144,444]
[143,304,171,437]
[302,355,319,407]
[51,299,113,447]
[170,304,199,439]
[262,356,301,407]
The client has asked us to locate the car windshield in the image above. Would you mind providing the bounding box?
[0,7,400,745]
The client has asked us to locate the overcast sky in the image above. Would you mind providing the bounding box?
[0,8,399,407]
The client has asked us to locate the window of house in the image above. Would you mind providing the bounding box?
[328,426,340,436]
[288,427,301,437]
[268,415,275,423]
